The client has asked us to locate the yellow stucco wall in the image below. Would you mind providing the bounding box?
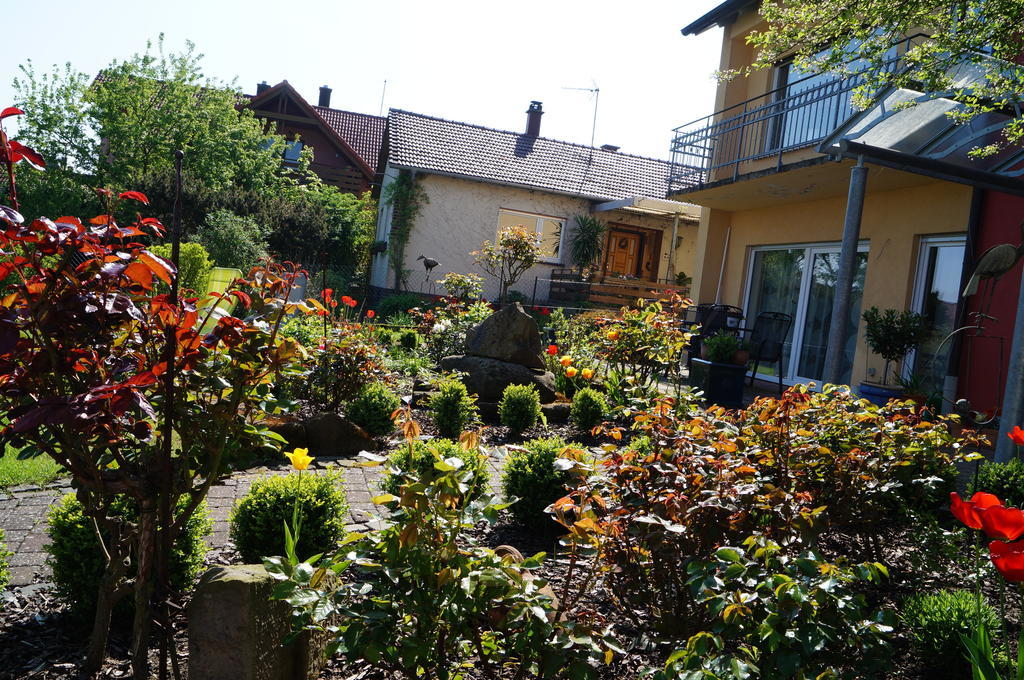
[697,180,972,384]
[374,172,697,300]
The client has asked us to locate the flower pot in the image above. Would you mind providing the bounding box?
[732,349,750,366]
[858,381,905,407]
[689,358,745,409]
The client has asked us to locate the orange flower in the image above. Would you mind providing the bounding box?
[606,329,620,341]
[565,367,578,378]
[1009,426,1024,446]
[560,355,573,367]
[366,310,375,319]
[581,368,593,380]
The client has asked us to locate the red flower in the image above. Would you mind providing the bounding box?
[991,540,1024,582]
[322,288,334,301]
[980,504,1024,541]
[366,310,375,319]
[1009,426,1024,446]
[950,491,1003,530]
[546,344,558,355]
[340,295,357,308]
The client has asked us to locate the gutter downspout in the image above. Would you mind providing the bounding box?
[668,213,680,281]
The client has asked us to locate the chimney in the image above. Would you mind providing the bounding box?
[525,101,543,137]
[318,85,332,108]
[600,144,620,152]
[256,80,270,95]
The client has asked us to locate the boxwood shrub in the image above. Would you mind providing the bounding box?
[230,471,349,564]
[499,384,542,434]
[570,387,608,430]
[970,457,1024,509]
[347,382,401,437]
[46,494,211,618]
[382,438,490,499]
[501,437,584,529]
[902,589,998,677]
[430,379,479,439]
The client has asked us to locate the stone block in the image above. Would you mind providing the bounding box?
[188,564,327,680]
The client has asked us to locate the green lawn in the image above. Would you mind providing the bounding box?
[0,447,64,490]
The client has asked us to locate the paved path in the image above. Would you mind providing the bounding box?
[0,451,506,589]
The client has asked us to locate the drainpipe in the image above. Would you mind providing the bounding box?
[995,265,1024,462]
[823,157,869,385]
[942,188,983,414]
[668,213,680,281]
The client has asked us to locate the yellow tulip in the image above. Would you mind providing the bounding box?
[581,368,594,380]
[565,367,578,378]
[284,447,314,471]
[560,355,573,367]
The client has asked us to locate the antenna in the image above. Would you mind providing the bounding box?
[378,79,388,116]
[563,82,600,147]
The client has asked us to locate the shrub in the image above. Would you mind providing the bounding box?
[347,383,400,437]
[437,271,483,300]
[398,328,420,350]
[499,384,542,433]
[280,313,328,348]
[570,387,607,430]
[150,241,213,295]
[502,437,586,528]
[902,589,998,676]
[0,528,11,591]
[430,379,479,439]
[193,209,268,271]
[308,331,387,409]
[46,494,211,618]
[377,293,427,320]
[230,471,348,564]
[970,458,1024,509]
[381,438,490,499]
[270,453,614,678]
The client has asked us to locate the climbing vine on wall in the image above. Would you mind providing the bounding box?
[382,169,428,291]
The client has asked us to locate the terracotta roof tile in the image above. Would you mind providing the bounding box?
[313,106,386,171]
[385,109,675,201]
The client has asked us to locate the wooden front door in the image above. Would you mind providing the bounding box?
[606,231,641,277]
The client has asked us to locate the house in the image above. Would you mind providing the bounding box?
[369,102,700,305]
[246,81,385,194]
[671,0,1024,449]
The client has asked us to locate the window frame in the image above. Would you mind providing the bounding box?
[496,208,566,265]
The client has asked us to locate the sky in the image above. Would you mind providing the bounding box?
[0,0,725,161]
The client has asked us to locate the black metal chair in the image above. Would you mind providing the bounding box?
[686,303,744,368]
[741,311,793,395]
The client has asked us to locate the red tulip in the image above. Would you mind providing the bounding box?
[991,539,1024,582]
[541,307,551,316]
[980,504,1024,541]
[546,344,558,355]
[322,288,333,301]
[366,310,375,319]
[950,491,1003,530]
[1009,426,1024,446]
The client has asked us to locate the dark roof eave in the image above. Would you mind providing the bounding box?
[681,0,757,36]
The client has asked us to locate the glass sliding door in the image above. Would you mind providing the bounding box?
[745,242,869,386]
[909,236,966,396]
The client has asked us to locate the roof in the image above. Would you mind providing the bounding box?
[681,0,756,35]
[312,106,386,171]
[385,109,678,202]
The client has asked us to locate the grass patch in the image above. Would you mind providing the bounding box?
[0,447,64,490]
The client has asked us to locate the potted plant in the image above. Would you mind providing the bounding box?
[690,331,747,408]
[859,306,927,406]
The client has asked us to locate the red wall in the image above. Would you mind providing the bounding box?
[958,191,1024,413]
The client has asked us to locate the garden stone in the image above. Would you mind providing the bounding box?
[304,413,374,457]
[440,355,556,403]
[188,564,328,680]
[466,303,544,369]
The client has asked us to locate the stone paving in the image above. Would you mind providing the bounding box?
[0,449,507,589]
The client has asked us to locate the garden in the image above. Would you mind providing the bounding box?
[0,94,1022,680]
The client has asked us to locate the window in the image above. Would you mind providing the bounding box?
[496,209,564,264]
[283,139,304,164]
[908,235,967,396]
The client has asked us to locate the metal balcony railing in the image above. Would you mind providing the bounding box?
[669,42,922,193]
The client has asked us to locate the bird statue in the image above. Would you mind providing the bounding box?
[962,220,1024,320]
[416,254,439,291]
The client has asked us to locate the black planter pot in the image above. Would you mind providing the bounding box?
[689,358,746,409]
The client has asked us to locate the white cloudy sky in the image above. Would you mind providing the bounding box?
[0,0,725,160]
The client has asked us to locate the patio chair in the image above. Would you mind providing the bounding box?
[742,311,793,395]
[687,303,744,368]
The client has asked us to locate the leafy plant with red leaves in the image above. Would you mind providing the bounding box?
[0,114,313,676]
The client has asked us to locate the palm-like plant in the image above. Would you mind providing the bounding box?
[567,214,607,276]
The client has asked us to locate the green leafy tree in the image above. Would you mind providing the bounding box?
[736,0,1024,155]
[472,225,542,302]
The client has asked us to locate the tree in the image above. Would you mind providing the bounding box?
[472,225,542,302]
[736,0,1024,155]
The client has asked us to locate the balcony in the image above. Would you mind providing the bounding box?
[669,52,909,194]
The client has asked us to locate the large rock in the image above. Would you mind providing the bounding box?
[304,413,374,457]
[440,354,556,403]
[466,303,545,369]
[188,564,328,680]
